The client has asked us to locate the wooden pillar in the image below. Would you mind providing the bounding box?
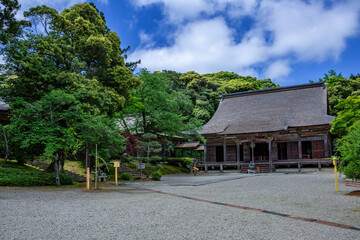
[243,143,250,162]
[297,135,302,172]
[324,134,329,158]
[250,141,255,163]
[204,144,208,172]
[223,139,227,162]
[268,139,273,173]
[236,141,241,173]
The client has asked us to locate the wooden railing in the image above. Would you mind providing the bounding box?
[199,158,332,173]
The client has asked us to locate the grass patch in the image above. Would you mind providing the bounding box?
[64,160,86,177]
[124,161,138,169]
[0,159,73,186]
[160,164,189,174]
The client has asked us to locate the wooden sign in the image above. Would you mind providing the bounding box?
[114,161,120,168]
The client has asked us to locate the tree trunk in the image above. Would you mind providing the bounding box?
[1,126,9,167]
[54,153,61,186]
[94,144,98,189]
[45,160,55,172]
[59,151,65,172]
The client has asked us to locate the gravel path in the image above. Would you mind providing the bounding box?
[0,172,359,240]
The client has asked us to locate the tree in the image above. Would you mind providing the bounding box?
[337,120,360,180]
[123,69,199,137]
[0,0,28,44]
[136,133,162,178]
[321,70,360,116]
[0,3,139,184]
[121,130,140,157]
[8,91,81,185]
[2,4,140,114]
[176,71,278,124]
[330,96,360,137]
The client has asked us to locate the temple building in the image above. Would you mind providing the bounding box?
[200,82,334,172]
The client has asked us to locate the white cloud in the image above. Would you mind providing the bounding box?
[139,31,155,48]
[133,0,213,23]
[258,0,360,61]
[130,0,360,82]
[130,18,268,75]
[133,0,260,23]
[264,60,291,80]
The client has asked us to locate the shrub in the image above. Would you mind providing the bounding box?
[337,120,360,180]
[119,172,131,180]
[166,157,193,168]
[0,168,73,186]
[151,171,162,181]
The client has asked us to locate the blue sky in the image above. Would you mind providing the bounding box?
[18,0,360,85]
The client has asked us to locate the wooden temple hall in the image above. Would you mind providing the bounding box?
[200,82,334,173]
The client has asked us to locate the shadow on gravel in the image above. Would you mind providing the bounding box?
[345,190,360,197]
[82,187,150,194]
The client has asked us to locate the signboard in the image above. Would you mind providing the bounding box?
[192,159,198,164]
[138,163,145,169]
[113,161,120,168]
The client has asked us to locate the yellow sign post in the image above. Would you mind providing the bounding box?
[332,156,338,192]
[114,161,120,185]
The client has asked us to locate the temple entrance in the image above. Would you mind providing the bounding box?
[216,146,224,162]
[250,142,269,162]
[302,141,312,159]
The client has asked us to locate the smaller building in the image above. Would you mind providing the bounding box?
[200,82,334,172]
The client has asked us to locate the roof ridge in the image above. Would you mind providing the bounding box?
[222,82,325,99]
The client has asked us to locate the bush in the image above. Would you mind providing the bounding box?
[337,120,360,180]
[166,157,193,168]
[0,168,73,186]
[119,172,131,180]
[151,171,162,181]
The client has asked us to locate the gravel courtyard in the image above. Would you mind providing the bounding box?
[1,171,359,240]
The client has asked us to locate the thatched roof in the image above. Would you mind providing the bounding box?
[174,141,200,149]
[195,145,204,151]
[201,82,334,135]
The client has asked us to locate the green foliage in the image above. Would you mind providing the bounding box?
[323,70,360,116]
[0,167,73,186]
[160,164,188,174]
[166,157,193,168]
[151,171,162,181]
[75,115,126,160]
[337,120,360,180]
[330,96,360,136]
[0,0,29,44]
[124,69,198,137]
[0,3,138,185]
[8,90,81,159]
[136,133,162,158]
[119,172,131,180]
[2,3,140,115]
[175,70,278,124]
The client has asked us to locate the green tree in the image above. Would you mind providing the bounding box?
[337,120,360,180]
[330,96,360,137]
[0,0,28,44]
[177,71,278,124]
[8,90,81,185]
[0,3,138,184]
[321,70,360,115]
[123,69,199,137]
